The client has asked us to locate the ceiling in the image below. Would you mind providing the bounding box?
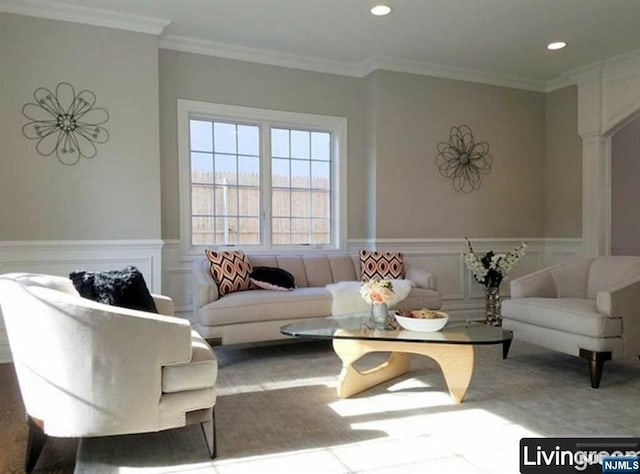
[5,0,640,89]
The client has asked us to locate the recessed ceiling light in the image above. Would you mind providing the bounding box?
[370,5,392,16]
[547,41,567,51]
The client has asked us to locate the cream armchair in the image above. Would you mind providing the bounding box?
[0,273,218,472]
[502,257,640,388]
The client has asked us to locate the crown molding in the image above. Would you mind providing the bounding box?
[0,0,171,35]
[360,55,548,92]
[160,35,550,91]
[544,74,577,93]
[562,60,604,85]
[602,47,640,78]
[159,35,364,78]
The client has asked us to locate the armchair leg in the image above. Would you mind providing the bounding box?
[502,338,512,359]
[25,416,47,473]
[579,349,611,389]
[201,408,217,459]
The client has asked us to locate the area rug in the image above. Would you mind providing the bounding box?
[75,340,640,473]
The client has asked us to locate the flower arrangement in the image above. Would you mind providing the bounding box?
[463,238,527,288]
[360,278,395,305]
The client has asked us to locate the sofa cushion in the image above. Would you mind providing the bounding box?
[246,255,360,287]
[200,287,331,326]
[162,330,217,393]
[69,266,158,313]
[302,256,334,287]
[502,298,622,338]
[205,249,253,296]
[360,250,404,281]
[275,256,309,288]
[250,266,295,291]
[249,256,277,268]
[328,255,359,282]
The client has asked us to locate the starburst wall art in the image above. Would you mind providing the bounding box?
[22,82,109,166]
[435,125,492,193]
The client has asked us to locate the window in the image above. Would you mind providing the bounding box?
[178,101,347,253]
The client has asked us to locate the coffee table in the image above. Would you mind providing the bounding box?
[281,315,512,403]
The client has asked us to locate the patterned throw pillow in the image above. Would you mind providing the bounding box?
[205,249,253,296]
[359,250,405,281]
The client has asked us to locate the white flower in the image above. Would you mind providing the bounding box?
[462,238,526,287]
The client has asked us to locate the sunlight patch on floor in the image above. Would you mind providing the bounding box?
[117,462,215,473]
[216,376,336,396]
[346,408,541,447]
[211,446,347,473]
[328,435,455,472]
[328,377,453,417]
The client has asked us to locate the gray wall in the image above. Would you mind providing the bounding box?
[159,49,365,240]
[367,71,546,238]
[544,86,582,238]
[0,13,582,244]
[0,14,161,240]
[611,113,640,255]
[160,51,551,242]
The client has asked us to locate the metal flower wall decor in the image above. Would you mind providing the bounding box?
[22,82,109,165]
[436,125,492,193]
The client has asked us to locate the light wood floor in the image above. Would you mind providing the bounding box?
[0,364,77,473]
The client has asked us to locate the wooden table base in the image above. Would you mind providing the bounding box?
[332,338,474,403]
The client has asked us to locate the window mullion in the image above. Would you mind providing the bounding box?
[262,122,272,249]
[308,134,312,245]
[211,122,217,246]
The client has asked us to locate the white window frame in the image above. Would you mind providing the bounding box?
[177,99,348,255]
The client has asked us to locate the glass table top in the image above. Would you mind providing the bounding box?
[281,313,512,345]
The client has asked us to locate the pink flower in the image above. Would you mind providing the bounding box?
[360,279,395,305]
[371,292,384,304]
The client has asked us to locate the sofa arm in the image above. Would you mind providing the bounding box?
[596,277,640,317]
[597,277,640,357]
[405,266,436,290]
[152,294,174,316]
[193,259,219,307]
[510,268,556,299]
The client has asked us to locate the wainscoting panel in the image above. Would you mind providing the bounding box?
[163,238,583,328]
[0,240,163,363]
[162,240,199,323]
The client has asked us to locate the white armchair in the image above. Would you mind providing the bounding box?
[502,257,640,388]
[0,273,218,472]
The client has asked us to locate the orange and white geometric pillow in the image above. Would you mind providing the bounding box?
[359,250,404,281]
[204,249,253,296]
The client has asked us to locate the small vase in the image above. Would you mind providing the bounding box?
[485,286,502,326]
[370,303,391,329]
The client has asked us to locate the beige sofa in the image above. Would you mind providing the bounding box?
[502,256,640,388]
[194,254,441,345]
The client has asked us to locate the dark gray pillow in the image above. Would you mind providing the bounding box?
[69,266,158,313]
[250,266,295,291]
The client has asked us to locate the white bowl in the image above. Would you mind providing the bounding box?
[394,311,449,332]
